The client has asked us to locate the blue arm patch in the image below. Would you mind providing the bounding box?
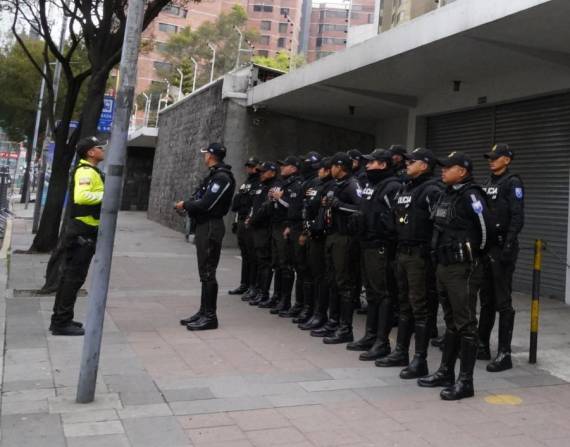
[514,187,523,200]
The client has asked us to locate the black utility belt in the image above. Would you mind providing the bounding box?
[397,244,428,256]
[435,242,479,266]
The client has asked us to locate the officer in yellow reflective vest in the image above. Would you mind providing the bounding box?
[50,136,105,336]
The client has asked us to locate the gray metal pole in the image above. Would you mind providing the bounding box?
[76,0,145,404]
[26,73,47,209]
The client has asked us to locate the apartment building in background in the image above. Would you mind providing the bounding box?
[137,1,246,96]
[378,0,457,32]
[246,0,305,58]
[307,1,376,63]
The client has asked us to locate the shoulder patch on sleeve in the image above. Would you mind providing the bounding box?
[470,194,483,215]
[78,177,91,185]
[356,187,363,198]
[211,182,220,193]
[514,187,524,200]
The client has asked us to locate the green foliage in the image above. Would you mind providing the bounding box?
[0,38,44,141]
[148,5,258,98]
[251,52,306,72]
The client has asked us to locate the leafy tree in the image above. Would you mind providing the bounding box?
[252,52,306,72]
[8,0,192,253]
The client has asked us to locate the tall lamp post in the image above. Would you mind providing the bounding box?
[176,68,184,101]
[208,42,216,83]
[191,57,198,92]
[234,26,243,69]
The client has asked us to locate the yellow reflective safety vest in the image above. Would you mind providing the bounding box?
[70,159,105,227]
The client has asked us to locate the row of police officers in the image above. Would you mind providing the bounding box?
[178,142,524,402]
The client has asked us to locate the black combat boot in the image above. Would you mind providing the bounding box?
[375,315,412,367]
[323,295,354,345]
[311,285,339,337]
[270,270,293,314]
[242,287,258,302]
[400,321,429,379]
[187,282,219,331]
[50,323,85,336]
[258,271,281,307]
[293,281,314,324]
[300,283,329,330]
[477,302,495,360]
[250,268,272,306]
[418,330,459,388]
[360,299,391,361]
[441,335,477,400]
[180,287,205,325]
[347,300,379,351]
[280,276,303,317]
[487,310,514,372]
[228,284,248,295]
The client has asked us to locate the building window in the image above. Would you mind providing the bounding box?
[327,10,348,19]
[158,23,178,33]
[163,5,188,18]
[261,21,271,31]
[280,7,290,16]
[318,24,347,33]
[154,42,169,53]
[257,50,269,57]
[278,23,288,33]
[153,61,173,71]
[254,4,273,12]
[259,35,270,45]
[277,37,286,48]
[316,37,323,48]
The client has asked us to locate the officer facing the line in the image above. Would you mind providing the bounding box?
[377,148,442,377]
[50,137,106,336]
[418,151,489,401]
[177,143,236,331]
[229,157,261,297]
[478,143,524,372]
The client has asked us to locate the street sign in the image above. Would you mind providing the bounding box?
[97,96,115,133]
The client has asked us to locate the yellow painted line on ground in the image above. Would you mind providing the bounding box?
[484,394,523,406]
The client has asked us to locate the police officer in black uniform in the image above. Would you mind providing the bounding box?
[242,161,279,305]
[177,143,236,331]
[347,149,400,360]
[284,152,323,326]
[322,152,362,344]
[247,162,280,306]
[299,156,335,331]
[389,145,408,180]
[478,143,524,372]
[270,155,303,318]
[418,151,489,400]
[377,148,442,377]
[348,149,368,188]
[229,157,261,297]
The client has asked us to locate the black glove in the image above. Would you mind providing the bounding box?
[231,222,238,234]
[500,242,517,263]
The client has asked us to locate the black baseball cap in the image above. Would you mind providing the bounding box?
[330,152,352,168]
[200,142,227,159]
[244,157,260,167]
[347,149,363,161]
[258,161,278,172]
[363,148,392,163]
[304,151,322,165]
[484,143,514,160]
[389,145,407,157]
[405,147,436,166]
[76,136,106,157]
[319,157,332,170]
[437,151,473,172]
[277,156,301,168]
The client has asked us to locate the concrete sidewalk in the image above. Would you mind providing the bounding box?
[2,206,570,447]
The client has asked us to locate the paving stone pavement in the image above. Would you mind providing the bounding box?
[2,206,570,446]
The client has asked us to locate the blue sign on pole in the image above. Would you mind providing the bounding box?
[97,96,115,133]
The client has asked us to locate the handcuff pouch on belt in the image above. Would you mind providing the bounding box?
[435,241,476,266]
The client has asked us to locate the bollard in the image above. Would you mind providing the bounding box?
[529,239,543,364]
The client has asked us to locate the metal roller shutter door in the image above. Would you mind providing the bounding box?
[426,93,570,300]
